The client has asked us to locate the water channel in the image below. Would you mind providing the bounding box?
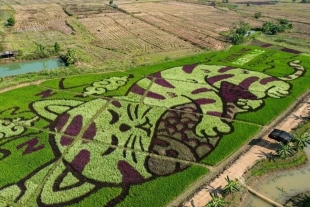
[244,146,310,206]
[0,58,65,77]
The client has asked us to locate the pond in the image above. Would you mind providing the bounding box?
[0,58,65,77]
[243,146,310,206]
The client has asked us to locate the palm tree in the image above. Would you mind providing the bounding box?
[293,132,310,150]
[276,142,295,158]
[205,192,227,207]
[259,150,277,163]
[223,176,239,195]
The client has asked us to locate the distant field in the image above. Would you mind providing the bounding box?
[1,0,309,73]
[1,2,202,70]
[120,1,258,50]
[78,11,196,56]
[234,2,310,53]
[12,4,72,34]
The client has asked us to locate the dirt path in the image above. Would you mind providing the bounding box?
[0,80,44,94]
[179,97,310,207]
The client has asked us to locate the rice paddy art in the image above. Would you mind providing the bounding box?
[0,46,309,207]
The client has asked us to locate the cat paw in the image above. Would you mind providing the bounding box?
[195,118,230,137]
[237,99,263,110]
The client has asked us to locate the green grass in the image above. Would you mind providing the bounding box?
[256,34,310,54]
[250,150,307,177]
[235,95,296,125]
[202,121,261,165]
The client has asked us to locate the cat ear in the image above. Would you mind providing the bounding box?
[31,99,84,121]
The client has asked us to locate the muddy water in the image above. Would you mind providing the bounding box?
[0,58,65,77]
[244,147,310,207]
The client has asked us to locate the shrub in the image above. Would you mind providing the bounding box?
[230,33,245,45]
[7,17,15,26]
[254,12,262,19]
[261,19,293,35]
[54,42,60,54]
[61,49,76,65]
[229,21,250,45]
[277,18,293,28]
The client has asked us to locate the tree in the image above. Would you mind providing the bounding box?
[266,151,277,163]
[261,19,292,35]
[61,49,76,65]
[292,132,310,150]
[276,142,295,159]
[223,176,239,195]
[229,21,250,45]
[205,192,227,207]
[109,0,113,5]
[7,17,15,26]
[54,42,60,54]
[230,33,244,45]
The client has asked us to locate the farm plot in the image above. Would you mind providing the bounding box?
[4,17,126,68]
[0,46,310,206]
[12,4,72,34]
[119,1,261,50]
[0,0,104,5]
[78,11,197,56]
[236,2,310,52]
[64,3,117,18]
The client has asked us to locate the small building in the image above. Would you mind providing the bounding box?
[0,51,18,58]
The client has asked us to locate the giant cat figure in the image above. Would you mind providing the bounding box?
[0,60,304,206]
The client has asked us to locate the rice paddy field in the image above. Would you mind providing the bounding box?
[0,0,310,206]
[0,45,310,206]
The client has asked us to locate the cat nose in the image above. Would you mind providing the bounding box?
[119,123,131,132]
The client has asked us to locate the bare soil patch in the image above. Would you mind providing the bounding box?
[12,4,72,34]
[120,2,262,50]
[78,11,196,56]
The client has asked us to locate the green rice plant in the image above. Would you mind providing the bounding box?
[70,187,122,207]
[235,95,296,125]
[250,149,306,176]
[0,130,53,186]
[117,165,208,207]
[202,122,261,165]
